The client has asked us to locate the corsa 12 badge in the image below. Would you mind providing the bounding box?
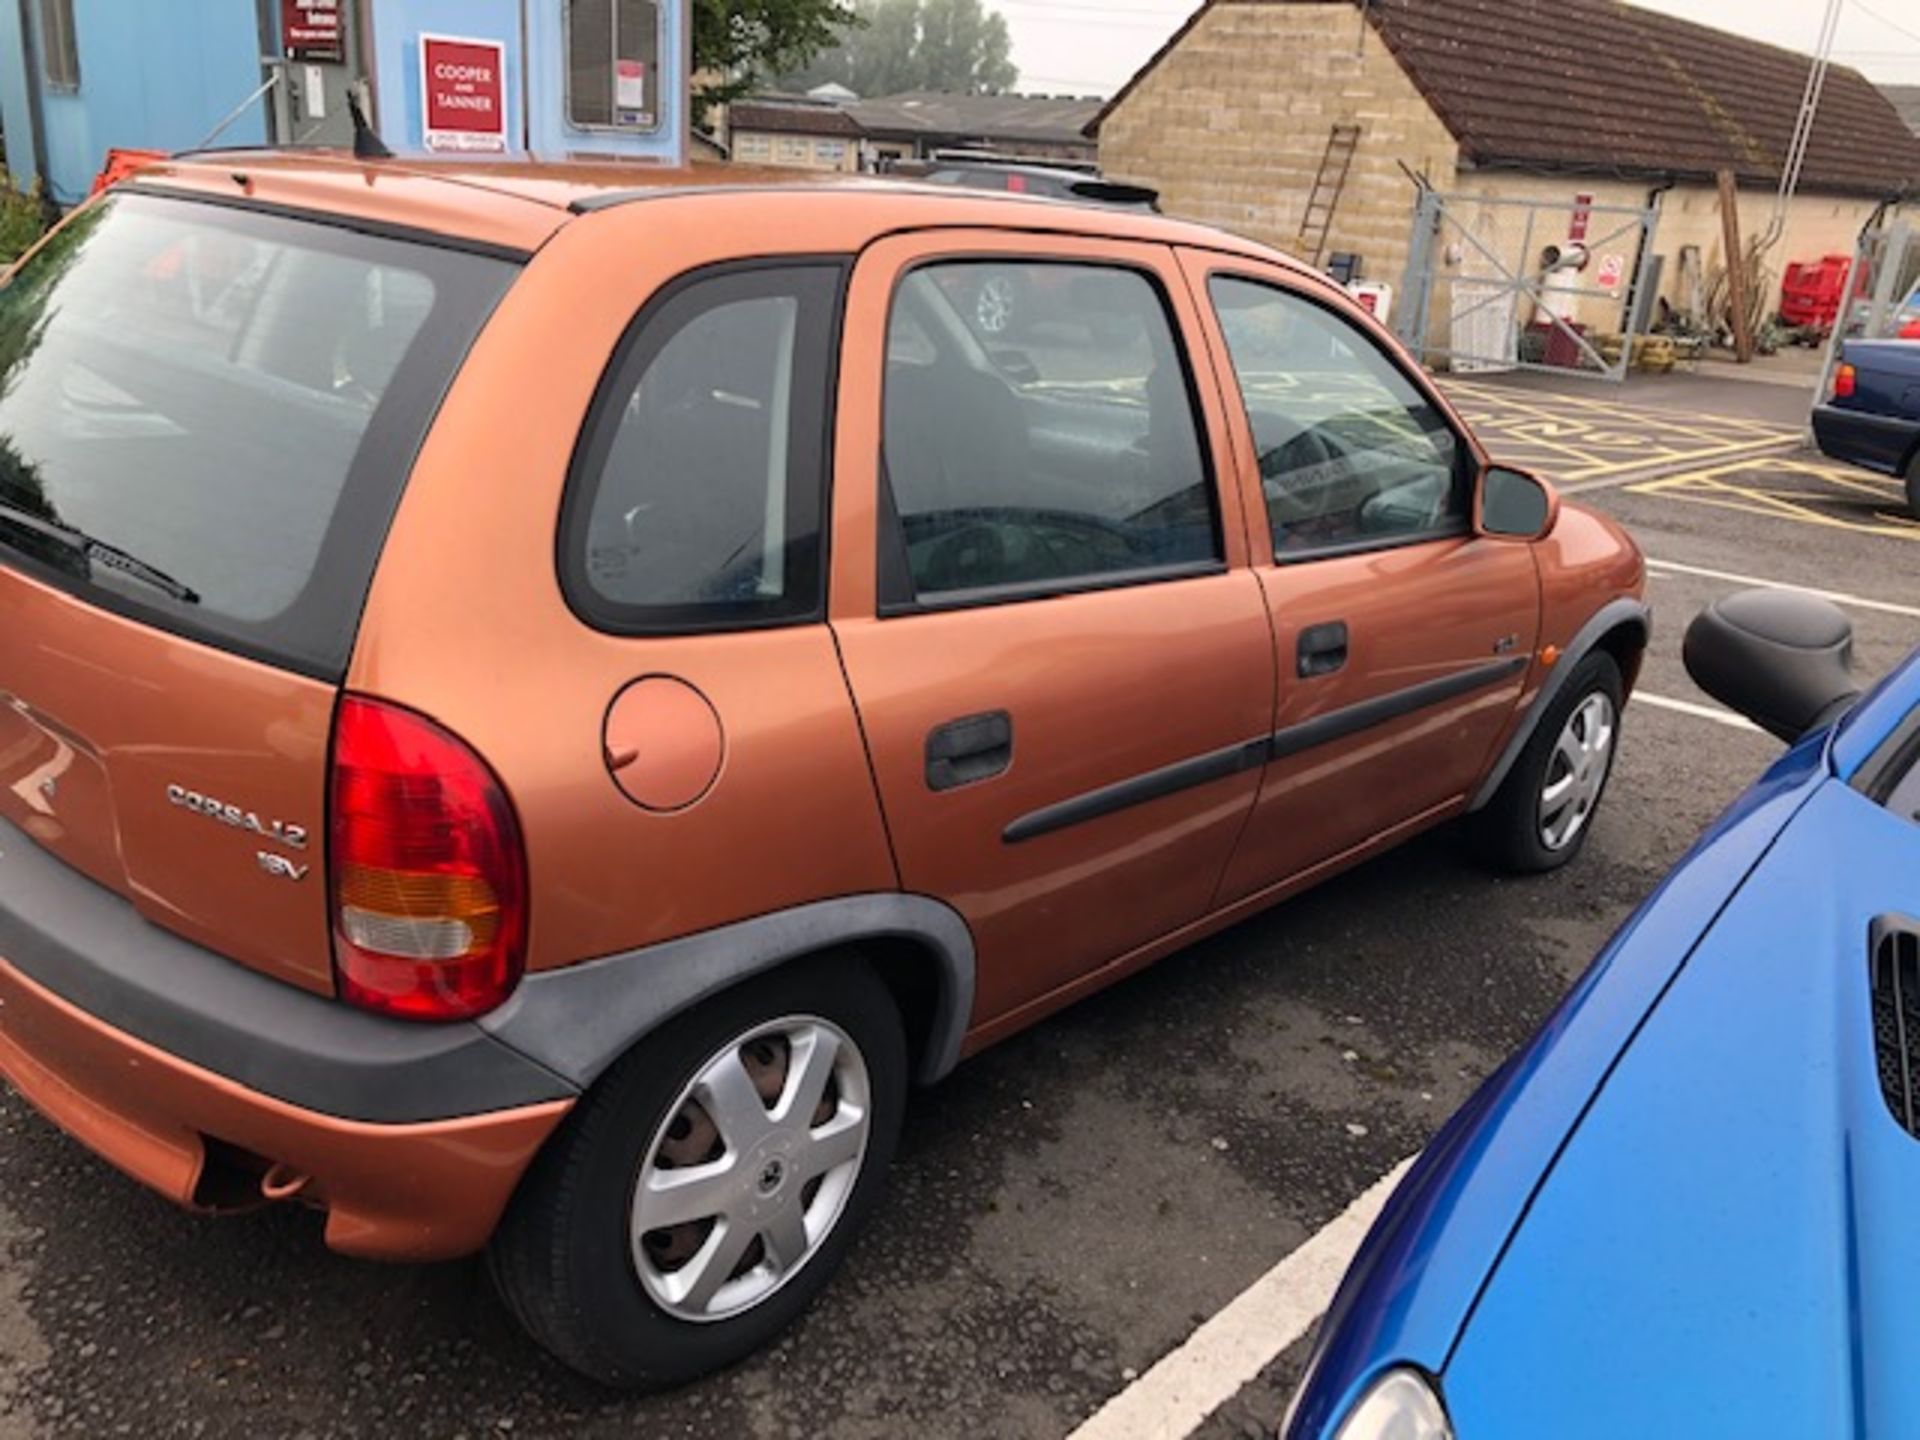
[165,784,310,855]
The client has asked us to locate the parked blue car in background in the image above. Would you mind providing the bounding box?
[1286,588,1920,1439]
[1813,339,1920,512]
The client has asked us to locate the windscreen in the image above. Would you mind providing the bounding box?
[0,192,516,677]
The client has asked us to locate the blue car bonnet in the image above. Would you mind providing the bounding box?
[1290,652,1920,1439]
[1447,777,1920,1437]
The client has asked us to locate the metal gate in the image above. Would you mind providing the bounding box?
[1395,186,1662,383]
[1812,220,1919,407]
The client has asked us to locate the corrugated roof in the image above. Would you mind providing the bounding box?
[847,91,1101,146]
[1091,0,1920,198]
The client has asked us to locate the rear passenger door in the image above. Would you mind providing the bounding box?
[1183,257,1540,902]
[830,233,1276,1041]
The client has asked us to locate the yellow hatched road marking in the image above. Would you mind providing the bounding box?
[1629,458,1920,540]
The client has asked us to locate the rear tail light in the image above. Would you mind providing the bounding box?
[1834,362,1855,399]
[329,697,527,1021]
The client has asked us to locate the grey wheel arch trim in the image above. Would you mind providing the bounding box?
[480,894,976,1090]
[1467,596,1650,813]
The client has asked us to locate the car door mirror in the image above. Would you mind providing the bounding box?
[1683,590,1860,742]
[1477,465,1559,540]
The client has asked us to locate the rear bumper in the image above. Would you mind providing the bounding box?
[0,818,576,1258]
[0,957,569,1258]
[1811,403,1919,476]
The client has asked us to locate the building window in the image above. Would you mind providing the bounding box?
[775,136,810,163]
[735,133,771,160]
[36,0,80,92]
[565,0,661,132]
[814,140,846,164]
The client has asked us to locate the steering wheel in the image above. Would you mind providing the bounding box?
[1260,427,1357,527]
[919,521,1011,593]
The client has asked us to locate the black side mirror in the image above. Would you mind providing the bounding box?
[1478,465,1557,540]
[1683,590,1860,742]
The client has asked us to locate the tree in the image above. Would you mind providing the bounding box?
[781,0,1018,97]
[693,0,862,113]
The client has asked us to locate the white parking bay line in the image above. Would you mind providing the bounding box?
[1066,1158,1415,1440]
[1632,691,1761,732]
[1646,557,1920,620]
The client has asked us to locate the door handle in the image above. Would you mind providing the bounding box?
[1297,621,1349,677]
[926,711,1013,791]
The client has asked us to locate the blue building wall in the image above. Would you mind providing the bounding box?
[367,0,524,154]
[0,5,34,190]
[3,0,267,203]
[369,0,686,162]
[0,1,688,206]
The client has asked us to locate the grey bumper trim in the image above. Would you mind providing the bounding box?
[482,893,977,1088]
[1468,596,1651,812]
[0,819,575,1124]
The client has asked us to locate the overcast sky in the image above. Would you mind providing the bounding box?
[999,0,1920,98]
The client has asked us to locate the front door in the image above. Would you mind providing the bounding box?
[1181,256,1540,902]
[830,232,1276,1039]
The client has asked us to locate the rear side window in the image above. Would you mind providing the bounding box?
[880,260,1220,606]
[0,192,516,678]
[561,263,843,632]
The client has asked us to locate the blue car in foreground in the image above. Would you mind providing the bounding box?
[1286,588,1918,1439]
[1812,339,1920,512]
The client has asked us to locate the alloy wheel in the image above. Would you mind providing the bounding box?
[974,275,1016,334]
[630,1016,871,1323]
[1538,691,1615,851]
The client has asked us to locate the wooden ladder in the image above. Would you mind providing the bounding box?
[1297,123,1362,266]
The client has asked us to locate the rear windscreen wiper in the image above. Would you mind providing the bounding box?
[0,502,201,604]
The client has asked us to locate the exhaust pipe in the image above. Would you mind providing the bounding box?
[260,1162,312,1202]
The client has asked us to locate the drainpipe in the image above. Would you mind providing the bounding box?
[14,0,59,218]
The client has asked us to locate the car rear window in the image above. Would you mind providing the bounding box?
[0,191,516,678]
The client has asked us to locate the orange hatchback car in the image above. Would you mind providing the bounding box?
[0,155,1645,1387]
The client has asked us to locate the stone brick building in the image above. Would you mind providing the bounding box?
[1090,0,1920,322]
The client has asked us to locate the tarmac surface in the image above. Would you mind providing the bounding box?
[2,361,1912,1440]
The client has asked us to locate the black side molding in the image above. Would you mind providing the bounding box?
[1003,657,1527,844]
[1003,738,1269,844]
[1270,657,1525,760]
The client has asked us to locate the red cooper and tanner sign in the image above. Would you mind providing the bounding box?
[419,33,507,153]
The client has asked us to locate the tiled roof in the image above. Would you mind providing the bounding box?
[1091,0,1920,198]
[728,100,865,138]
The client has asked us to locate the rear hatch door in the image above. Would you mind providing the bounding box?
[0,190,516,992]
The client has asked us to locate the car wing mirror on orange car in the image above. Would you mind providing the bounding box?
[1476,464,1559,541]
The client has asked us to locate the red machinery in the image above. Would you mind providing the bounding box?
[1780,254,1853,331]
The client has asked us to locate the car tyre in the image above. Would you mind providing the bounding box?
[488,952,907,1390]
[1475,651,1623,874]
[1905,449,1920,519]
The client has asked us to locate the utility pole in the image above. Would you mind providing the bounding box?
[1718,169,1754,364]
